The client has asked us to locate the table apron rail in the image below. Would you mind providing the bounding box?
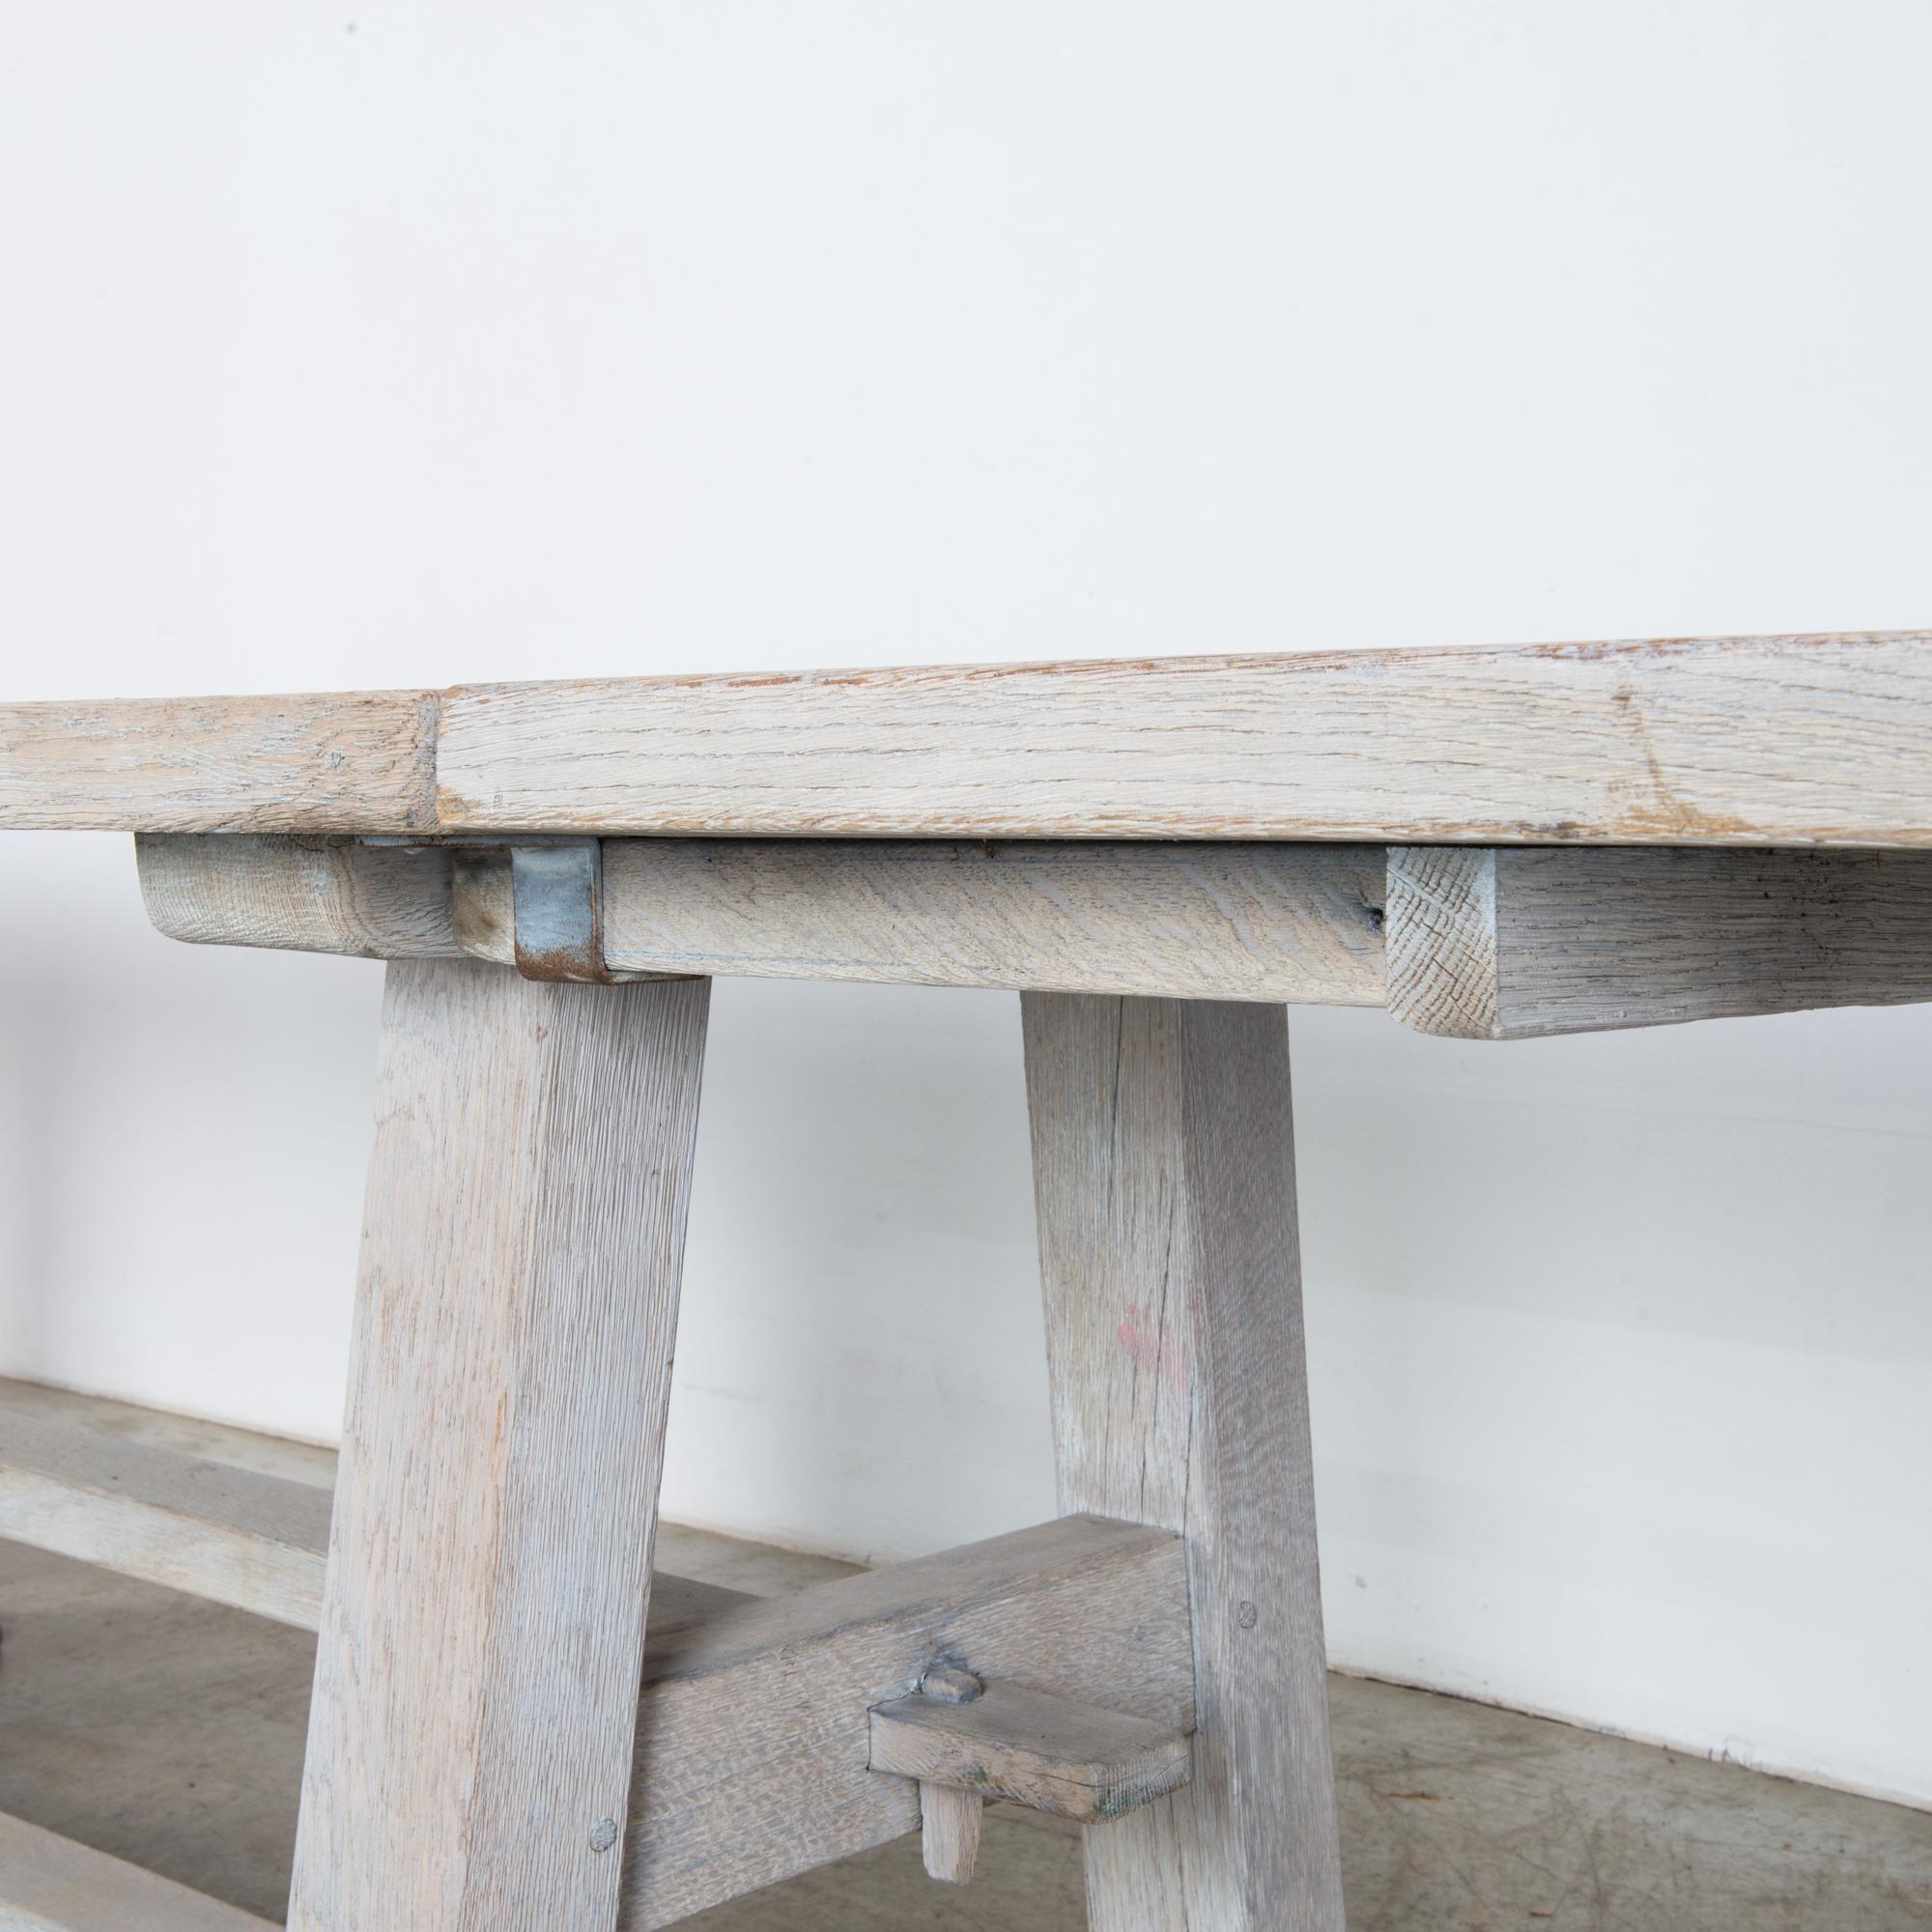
[133,833,1932,1038]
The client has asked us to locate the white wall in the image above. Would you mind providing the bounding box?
[3,1,1928,1811]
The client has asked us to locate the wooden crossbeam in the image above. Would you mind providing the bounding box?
[138,833,1386,1005]
[0,1393,1190,1926]
[138,832,1932,1036]
[622,1515,1192,1928]
[0,1396,744,1634]
[135,832,457,960]
[0,1404,330,1630]
[0,1810,273,1932]
[453,838,1389,1003]
[1383,846,1932,1037]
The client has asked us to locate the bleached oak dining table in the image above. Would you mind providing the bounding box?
[3,630,1930,1931]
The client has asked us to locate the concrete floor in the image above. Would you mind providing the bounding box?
[1,1390,1926,1928]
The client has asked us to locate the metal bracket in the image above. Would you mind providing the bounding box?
[359,832,674,983]
[509,838,624,983]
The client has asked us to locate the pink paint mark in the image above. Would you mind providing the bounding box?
[1116,1304,1190,1397]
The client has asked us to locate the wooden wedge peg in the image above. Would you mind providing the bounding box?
[905,1664,988,1883]
[918,1783,984,1884]
[869,1676,1192,1846]
[919,1662,986,1706]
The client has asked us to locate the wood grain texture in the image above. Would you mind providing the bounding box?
[1382,847,1501,1038]
[598,838,1383,1001]
[0,691,436,833]
[916,1787,982,1885]
[0,1810,272,1932]
[288,960,710,1932]
[1023,995,1344,1931]
[130,835,1932,1035]
[436,633,1932,846]
[0,1404,331,1630]
[448,838,1386,1002]
[0,1385,742,1638]
[621,1515,1192,1929]
[1386,845,1932,1037]
[138,834,456,957]
[14,633,1932,841]
[870,1681,1191,1824]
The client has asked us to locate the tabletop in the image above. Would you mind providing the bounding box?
[4,629,1930,846]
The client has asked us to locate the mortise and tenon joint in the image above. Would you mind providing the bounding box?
[868,1662,1193,1887]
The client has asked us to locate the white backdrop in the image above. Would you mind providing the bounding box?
[3,3,1928,1810]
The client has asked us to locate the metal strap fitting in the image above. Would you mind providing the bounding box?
[365,833,658,983]
[510,838,624,983]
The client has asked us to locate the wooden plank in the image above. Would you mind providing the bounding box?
[0,1392,743,1637]
[1023,995,1345,1931]
[14,633,1932,842]
[0,691,437,834]
[0,1810,272,1932]
[0,1410,1186,1925]
[135,834,1932,1035]
[1385,845,1932,1037]
[456,838,1387,1002]
[138,833,456,957]
[288,960,710,1932]
[869,1680,1192,1824]
[436,633,1932,846]
[0,1406,331,1631]
[570,838,1382,1001]
[139,836,1385,1006]
[621,1515,1192,1929]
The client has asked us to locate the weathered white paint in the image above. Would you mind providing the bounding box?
[3,0,1930,1824]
